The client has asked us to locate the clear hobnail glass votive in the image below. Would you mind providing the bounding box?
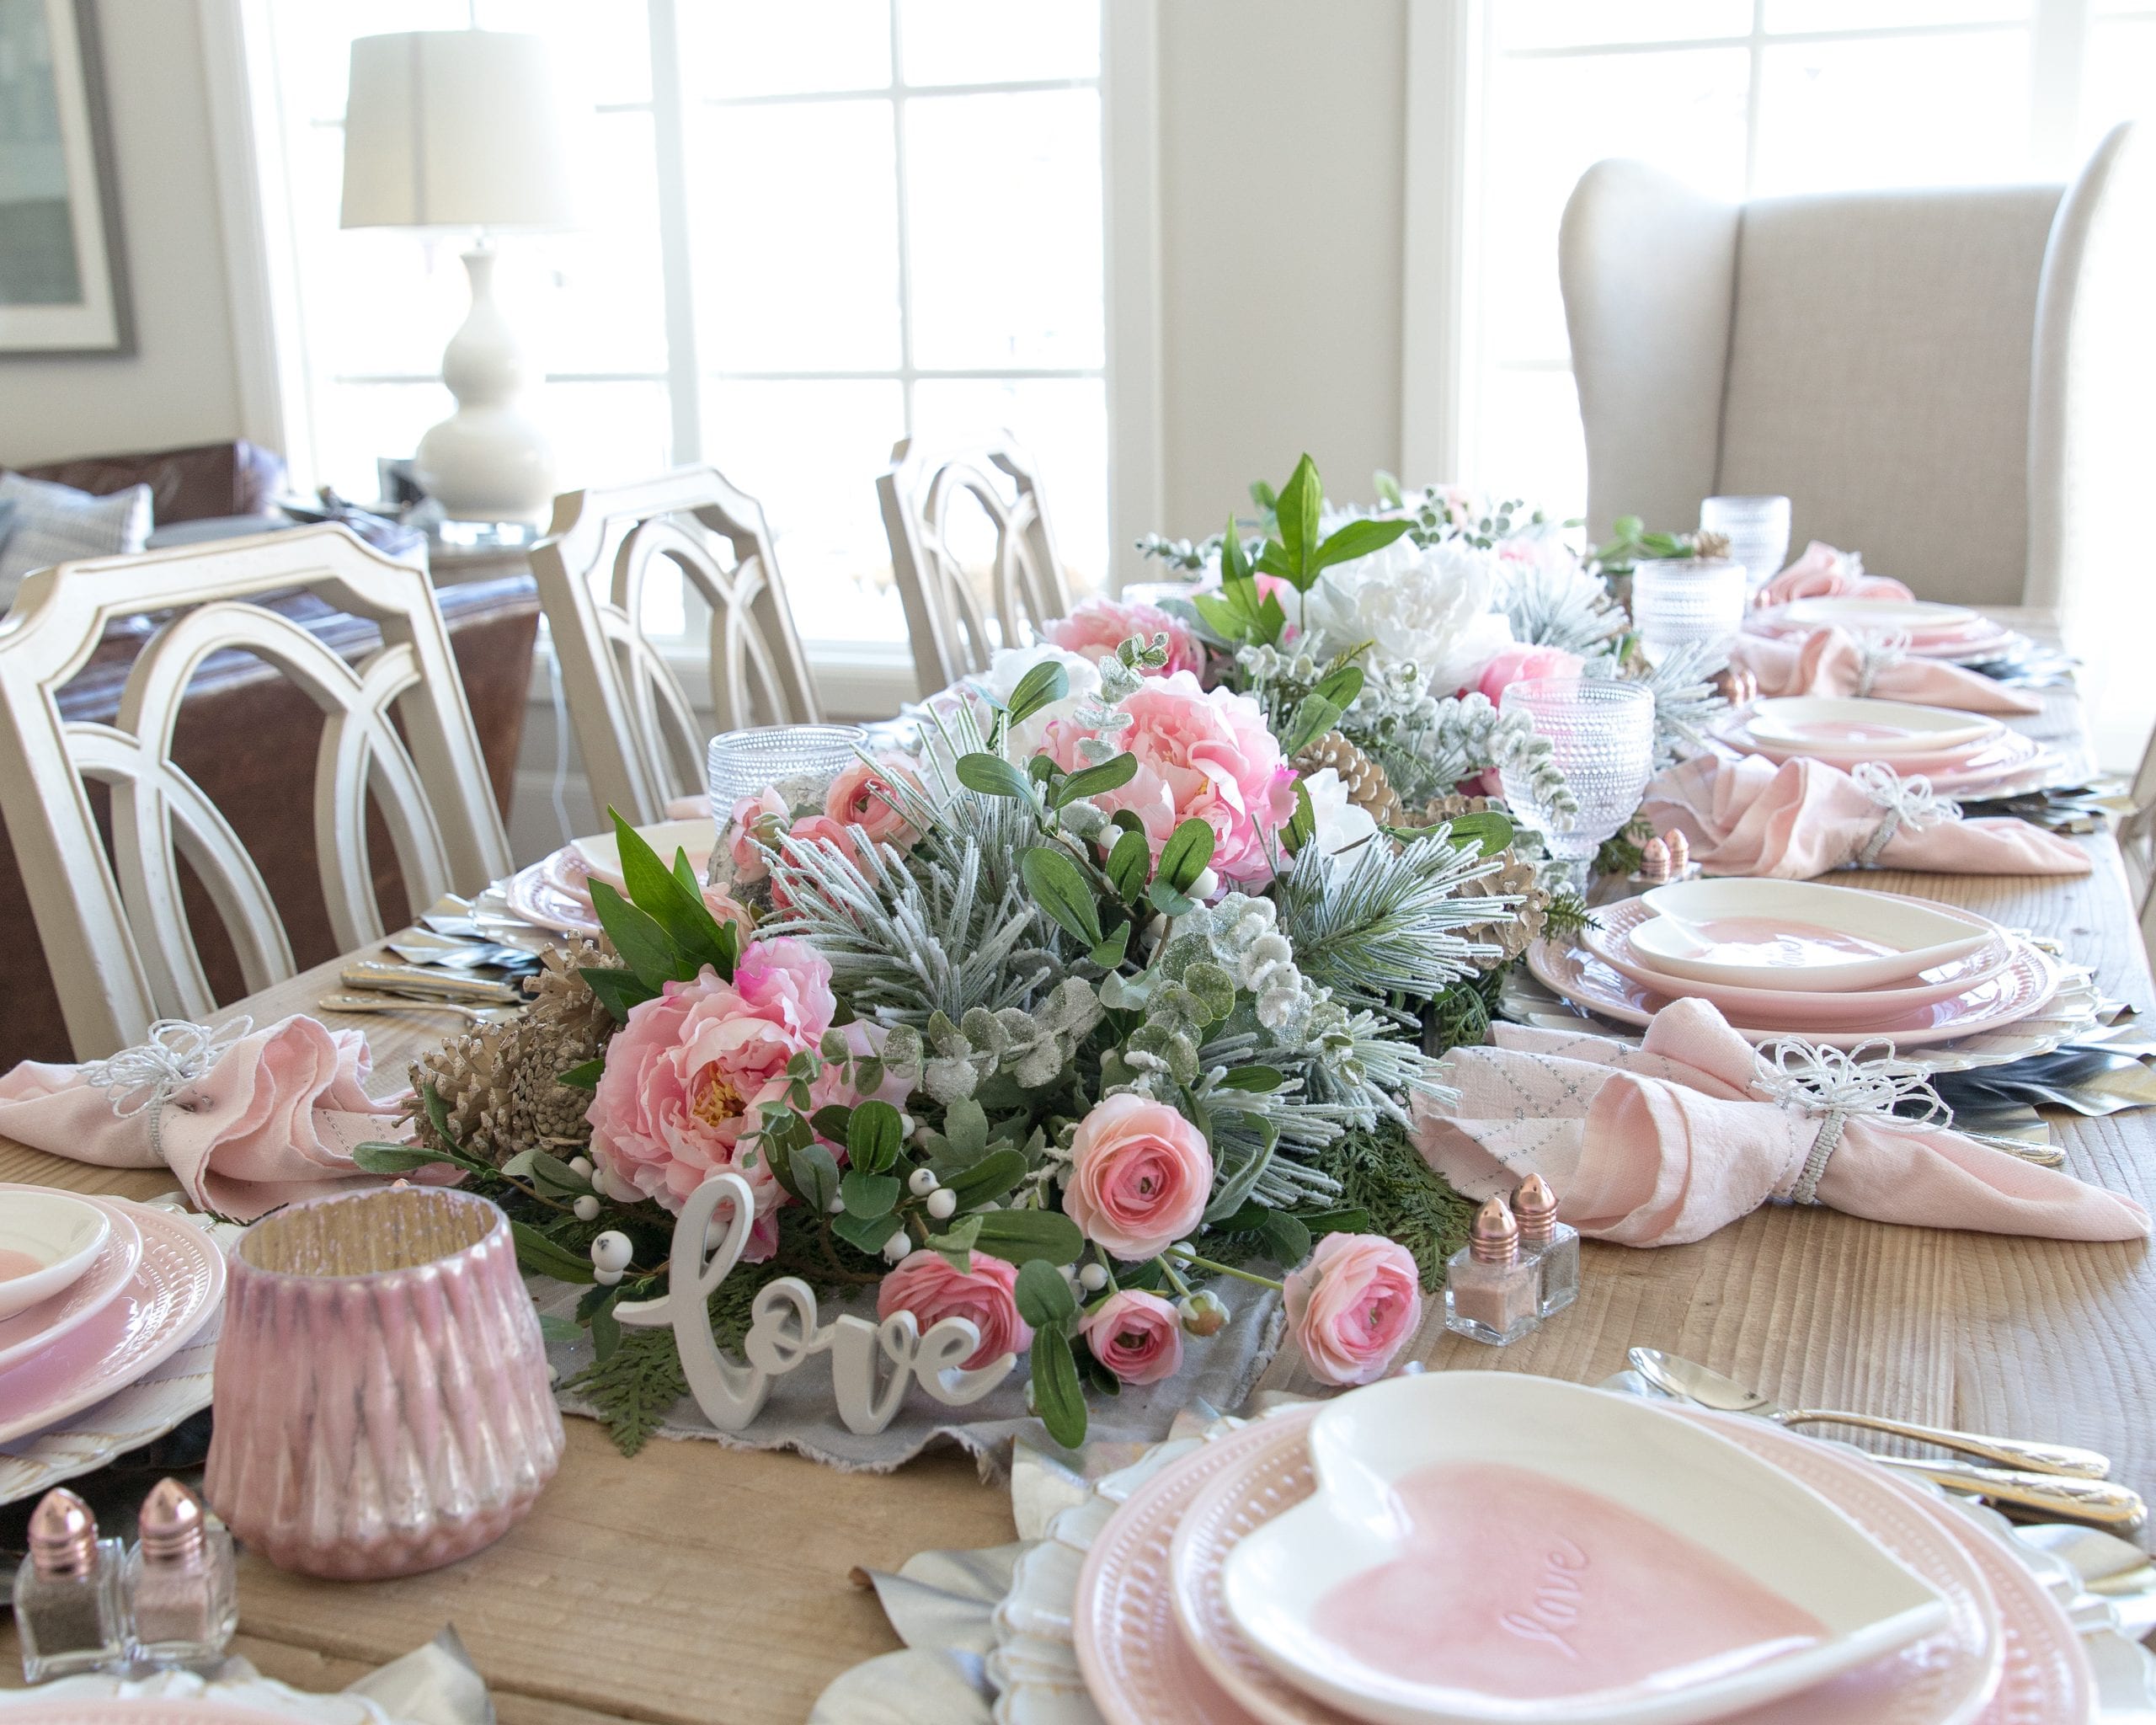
[706,724,869,828]
[1499,678,1656,894]
[1700,495,1792,595]
[204,1188,563,1580]
[1630,558,1748,664]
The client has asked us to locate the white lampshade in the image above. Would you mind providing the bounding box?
[340,31,580,232]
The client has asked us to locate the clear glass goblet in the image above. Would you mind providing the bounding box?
[1499,678,1656,895]
[1631,558,1747,665]
[1701,494,1792,595]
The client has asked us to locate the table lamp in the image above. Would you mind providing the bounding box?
[339,30,581,526]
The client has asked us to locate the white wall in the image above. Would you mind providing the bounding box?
[1155,0,1409,536]
[0,0,243,467]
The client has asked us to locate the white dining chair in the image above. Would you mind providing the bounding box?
[0,523,513,1058]
[1561,123,2155,766]
[531,466,821,830]
[878,437,1072,693]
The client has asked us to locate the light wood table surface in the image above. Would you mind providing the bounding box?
[6,608,2153,1722]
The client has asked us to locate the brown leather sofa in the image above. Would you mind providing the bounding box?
[0,443,539,1065]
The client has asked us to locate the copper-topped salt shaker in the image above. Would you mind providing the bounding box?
[1442,1196,1540,1346]
[1662,829,1690,876]
[125,1479,236,1671]
[1637,836,1672,884]
[1514,1174,1581,1318]
[13,1487,127,1680]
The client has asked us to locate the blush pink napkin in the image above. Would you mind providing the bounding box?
[1730,627,2041,716]
[1641,752,2091,879]
[1754,541,1914,608]
[0,1015,408,1220]
[1412,998,2148,1246]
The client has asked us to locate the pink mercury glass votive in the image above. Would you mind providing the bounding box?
[205,1187,563,1579]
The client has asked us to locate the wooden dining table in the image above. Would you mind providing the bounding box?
[3,608,2153,1723]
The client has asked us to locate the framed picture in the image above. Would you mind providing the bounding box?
[0,0,131,355]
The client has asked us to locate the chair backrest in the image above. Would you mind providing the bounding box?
[878,437,1071,692]
[531,467,820,828]
[0,524,512,1057]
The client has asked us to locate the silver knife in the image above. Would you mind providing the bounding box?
[339,961,522,1005]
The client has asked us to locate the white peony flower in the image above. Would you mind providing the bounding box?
[1299,766,1380,858]
[1299,533,1517,694]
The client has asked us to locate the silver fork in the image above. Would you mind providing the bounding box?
[318,993,521,1025]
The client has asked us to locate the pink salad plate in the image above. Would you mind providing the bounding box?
[0,1193,141,1376]
[1143,1403,2015,1725]
[1525,933,2060,1049]
[1583,902,2018,1028]
[0,1197,225,1445]
[504,856,603,937]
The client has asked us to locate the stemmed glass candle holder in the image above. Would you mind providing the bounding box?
[1631,558,1748,665]
[1499,678,1656,895]
[205,1188,563,1579]
[1701,495,1791,595]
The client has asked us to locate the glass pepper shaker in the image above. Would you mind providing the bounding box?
[125,1479,237,1672]
[13,1487,127,1681]
[1443,1195,1540,1347]
[1515,1174,1581,1318]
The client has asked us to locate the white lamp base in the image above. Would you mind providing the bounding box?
[413,247,555,525]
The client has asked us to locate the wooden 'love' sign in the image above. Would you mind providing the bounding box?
[613,1172,1017,1434]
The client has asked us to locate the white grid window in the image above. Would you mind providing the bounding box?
[250,0,1108,648]
[1466,0,2156,520]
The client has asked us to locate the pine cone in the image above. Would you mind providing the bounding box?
[1293,730,1403,826]
[1408,791,1490,828]
[408,936,615,1164]
[1686,530,1732,561]
[1450,848,1549,969]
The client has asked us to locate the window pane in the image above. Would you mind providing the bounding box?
[534,111,667,375]
[898,0,1100,85]
[307,380,451,503]
[691,100,902,371]
[473,0,651,105]
[1494,2,1749,51]
[2081,19,2156,155]
[910,377,1107,593]
[1482,48,1749,362]
[702,380,909,644]
[1476,368,1588,522]
[905,91,1103,369]
[1764,0,2027,29]
[1753,30,2031,194]
[680,0,891,99]
[534,381,674,494]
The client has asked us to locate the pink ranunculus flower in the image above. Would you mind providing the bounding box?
[1046,596,1202,679]
[1064,1092,1213,1261]
[825,755,926,852]
[1472,643,1586,706]
[1041,670,1296,888]
[584,937,837,1258]
[723,788,789,885]
[1283,1232,1422,1386]
[702,889,757,944]
[878,1250,1032,1370]
[1080,1289,1184,1385]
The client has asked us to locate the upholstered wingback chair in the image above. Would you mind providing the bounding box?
[1559,123,2154,766]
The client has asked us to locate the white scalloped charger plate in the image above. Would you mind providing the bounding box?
[1218,1375,1951,1725]
[504,857,602,937]
[1168,1402,2004,1725]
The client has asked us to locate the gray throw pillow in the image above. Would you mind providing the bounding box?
[0,470,154,602]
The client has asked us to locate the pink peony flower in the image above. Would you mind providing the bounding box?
[1041,670,1296,888]
[878,1250,1033,1370]
[723,788,789,885]
[584,937,837,1258]
[1080,1289,1184,1385]
[825,756,925,852]
[1046,596,1202,679]
[1064,1092,1213,1261]
[1473,643,1585,705]
[1283,1232,1422,1386]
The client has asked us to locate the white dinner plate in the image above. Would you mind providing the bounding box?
[1745,697,2000,758]
[0,1191,109,1321]
[568,819,714,889]
[1631,880,1999,991]
[1220,1375,1950,1725]
[1780,598,1979,633]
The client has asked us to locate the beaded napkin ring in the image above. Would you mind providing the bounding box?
[78,1017,253,1165]
[1849,761,1961,868]
[1751,1038,1950,1206]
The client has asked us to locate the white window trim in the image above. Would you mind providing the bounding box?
[195,0,1163,654]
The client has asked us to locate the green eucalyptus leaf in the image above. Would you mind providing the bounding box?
[1216,1064,1284,1092]
[512,1220,595,1284]
[1021,846,1104,946]
[956,753,1037,801]
[1283,777,1316,855]
[1299,1205,1371,1237]
[834,1210,905,1256]
[839,1169,900,1221]
[537,1313,581,1343]
[809,1103,854,1144]
[974,1207,1084,1266]
[1146,879,1198,918]
[1054,752,1139,806]
[1004,659,1070,729]
[1088,920,1131,969]
[590,1290,622,1361]
[1448,809,1516,857]
[1157,818,1215,892]
[1015,1258,1080,1329]
[944,1148,1028,1208]
[1262,1210,1314,1268]
[351,1140,452,1175]
[793,1141,841,1215]
[847,1099,905,1174]
[1105,828,1151,900]
[1032,1323,1088,1449]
